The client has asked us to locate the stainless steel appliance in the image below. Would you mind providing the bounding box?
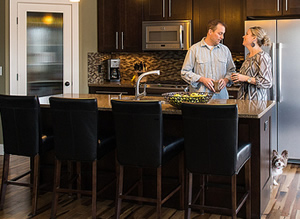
[245,19,300,160]
[142,20,191,51]
[107,59,121,82]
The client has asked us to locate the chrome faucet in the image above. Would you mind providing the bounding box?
[135,70,160,100]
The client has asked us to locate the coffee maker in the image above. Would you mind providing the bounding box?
[107,59,121,82]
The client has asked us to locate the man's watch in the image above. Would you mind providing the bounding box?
[247,77,252,83]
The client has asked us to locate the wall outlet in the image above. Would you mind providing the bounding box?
[0,66,2,76]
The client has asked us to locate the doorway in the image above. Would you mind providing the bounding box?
[10,0,79,96]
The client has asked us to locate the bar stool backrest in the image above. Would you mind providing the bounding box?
[182,103,238,176]
[49,97,98,161]
[111,100,163,168]
[0,95,41,156]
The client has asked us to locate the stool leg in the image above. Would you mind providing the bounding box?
[31,154,40,216]
[76,162,81,199]
[92,160,97,219]
[138,168,143,205]
[179,152,185,210]
[67,161,73,197]
[115,165,124,219]
[245,158,251,219]
[185,171,192,219]
[0,154,10,210]
[231,175,237,219]
[200,174,205,215]
[51,159,61,219]
[156,167,162,219]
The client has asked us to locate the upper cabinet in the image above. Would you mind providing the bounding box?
[246,0,300,17]
[193,0,245,53]
[143,0,192,21]
[98,0,143,52]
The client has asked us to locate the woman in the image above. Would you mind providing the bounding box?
[231,26,272,100]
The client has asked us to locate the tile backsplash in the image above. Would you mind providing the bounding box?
[88,51,244,84]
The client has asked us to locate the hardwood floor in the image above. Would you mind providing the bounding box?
[0,155,299,219]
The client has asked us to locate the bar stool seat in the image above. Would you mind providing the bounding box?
[182,103,251,219]
[0,94,54,216]
[49,97,116,219]
[111,100,184,219]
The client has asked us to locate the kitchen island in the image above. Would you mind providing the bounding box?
[40,94,275,218]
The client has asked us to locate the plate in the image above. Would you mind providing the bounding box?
[162,92,213,109]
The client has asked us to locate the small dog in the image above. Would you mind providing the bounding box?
[272,150,288,186]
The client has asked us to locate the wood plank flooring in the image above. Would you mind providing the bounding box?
[0,155,299,219]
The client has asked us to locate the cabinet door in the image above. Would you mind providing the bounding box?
[220,0,245,53]
[121,0,143,51]
[143,0,165,20]
[193,0,220,44]
[246,0,282,17]
[98,0,120,52]
[143,0,192,20]
[168,0,192,20]
[283,0,300,15]
[193,0,245,53]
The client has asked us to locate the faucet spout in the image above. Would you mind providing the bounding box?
[135,70,160,100]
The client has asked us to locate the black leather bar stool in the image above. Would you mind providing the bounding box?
[181,103,251,219]
[111,100,184,219]
[49,97,116,219]
[0,94,54,216]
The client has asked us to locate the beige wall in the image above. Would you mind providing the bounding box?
[0,0,6,95]
[79,0,98,93]
[0,0,98,144]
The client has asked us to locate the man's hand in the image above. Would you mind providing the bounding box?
[218,78,228,90]
[199,77,215,92]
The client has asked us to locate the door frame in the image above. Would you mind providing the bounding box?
[10,0,79,95]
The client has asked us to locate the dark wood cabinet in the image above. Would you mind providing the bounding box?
[143,0,192,21]
[193,0,245,53]
[246,0,300,17]
[98,0,142,52]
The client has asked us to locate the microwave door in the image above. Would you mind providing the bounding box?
[146,25,181,44]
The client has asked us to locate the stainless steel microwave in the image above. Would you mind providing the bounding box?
[142,20,192,51]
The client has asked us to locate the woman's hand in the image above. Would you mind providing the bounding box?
[231,73,248,83]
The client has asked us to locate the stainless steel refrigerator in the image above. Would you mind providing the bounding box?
[245,19,300,160]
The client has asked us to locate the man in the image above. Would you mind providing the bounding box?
[181,19,235,99]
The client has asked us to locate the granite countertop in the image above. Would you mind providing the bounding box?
[88,81,240,91]
[40,94,275,119]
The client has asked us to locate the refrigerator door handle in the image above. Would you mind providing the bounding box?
[271,42,277,101]
[278,43,283,103]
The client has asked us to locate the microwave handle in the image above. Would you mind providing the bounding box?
[162,0,165,18]
[121,32,124,50]
[169,0,171,17]
[116,32,119,50]
[179,25,183,49]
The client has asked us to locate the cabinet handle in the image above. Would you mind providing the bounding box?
[277,0,280,11]
[116,32,119,50]
[169,0,171,17]
[121,32,124,50]
[162,0,165,18]
[286,0,288,11]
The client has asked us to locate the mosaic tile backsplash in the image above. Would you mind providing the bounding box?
[88,51,244,84]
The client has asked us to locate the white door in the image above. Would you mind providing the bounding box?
[10,0,79,96]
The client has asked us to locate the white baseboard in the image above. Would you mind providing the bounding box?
[0,144,3,155]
